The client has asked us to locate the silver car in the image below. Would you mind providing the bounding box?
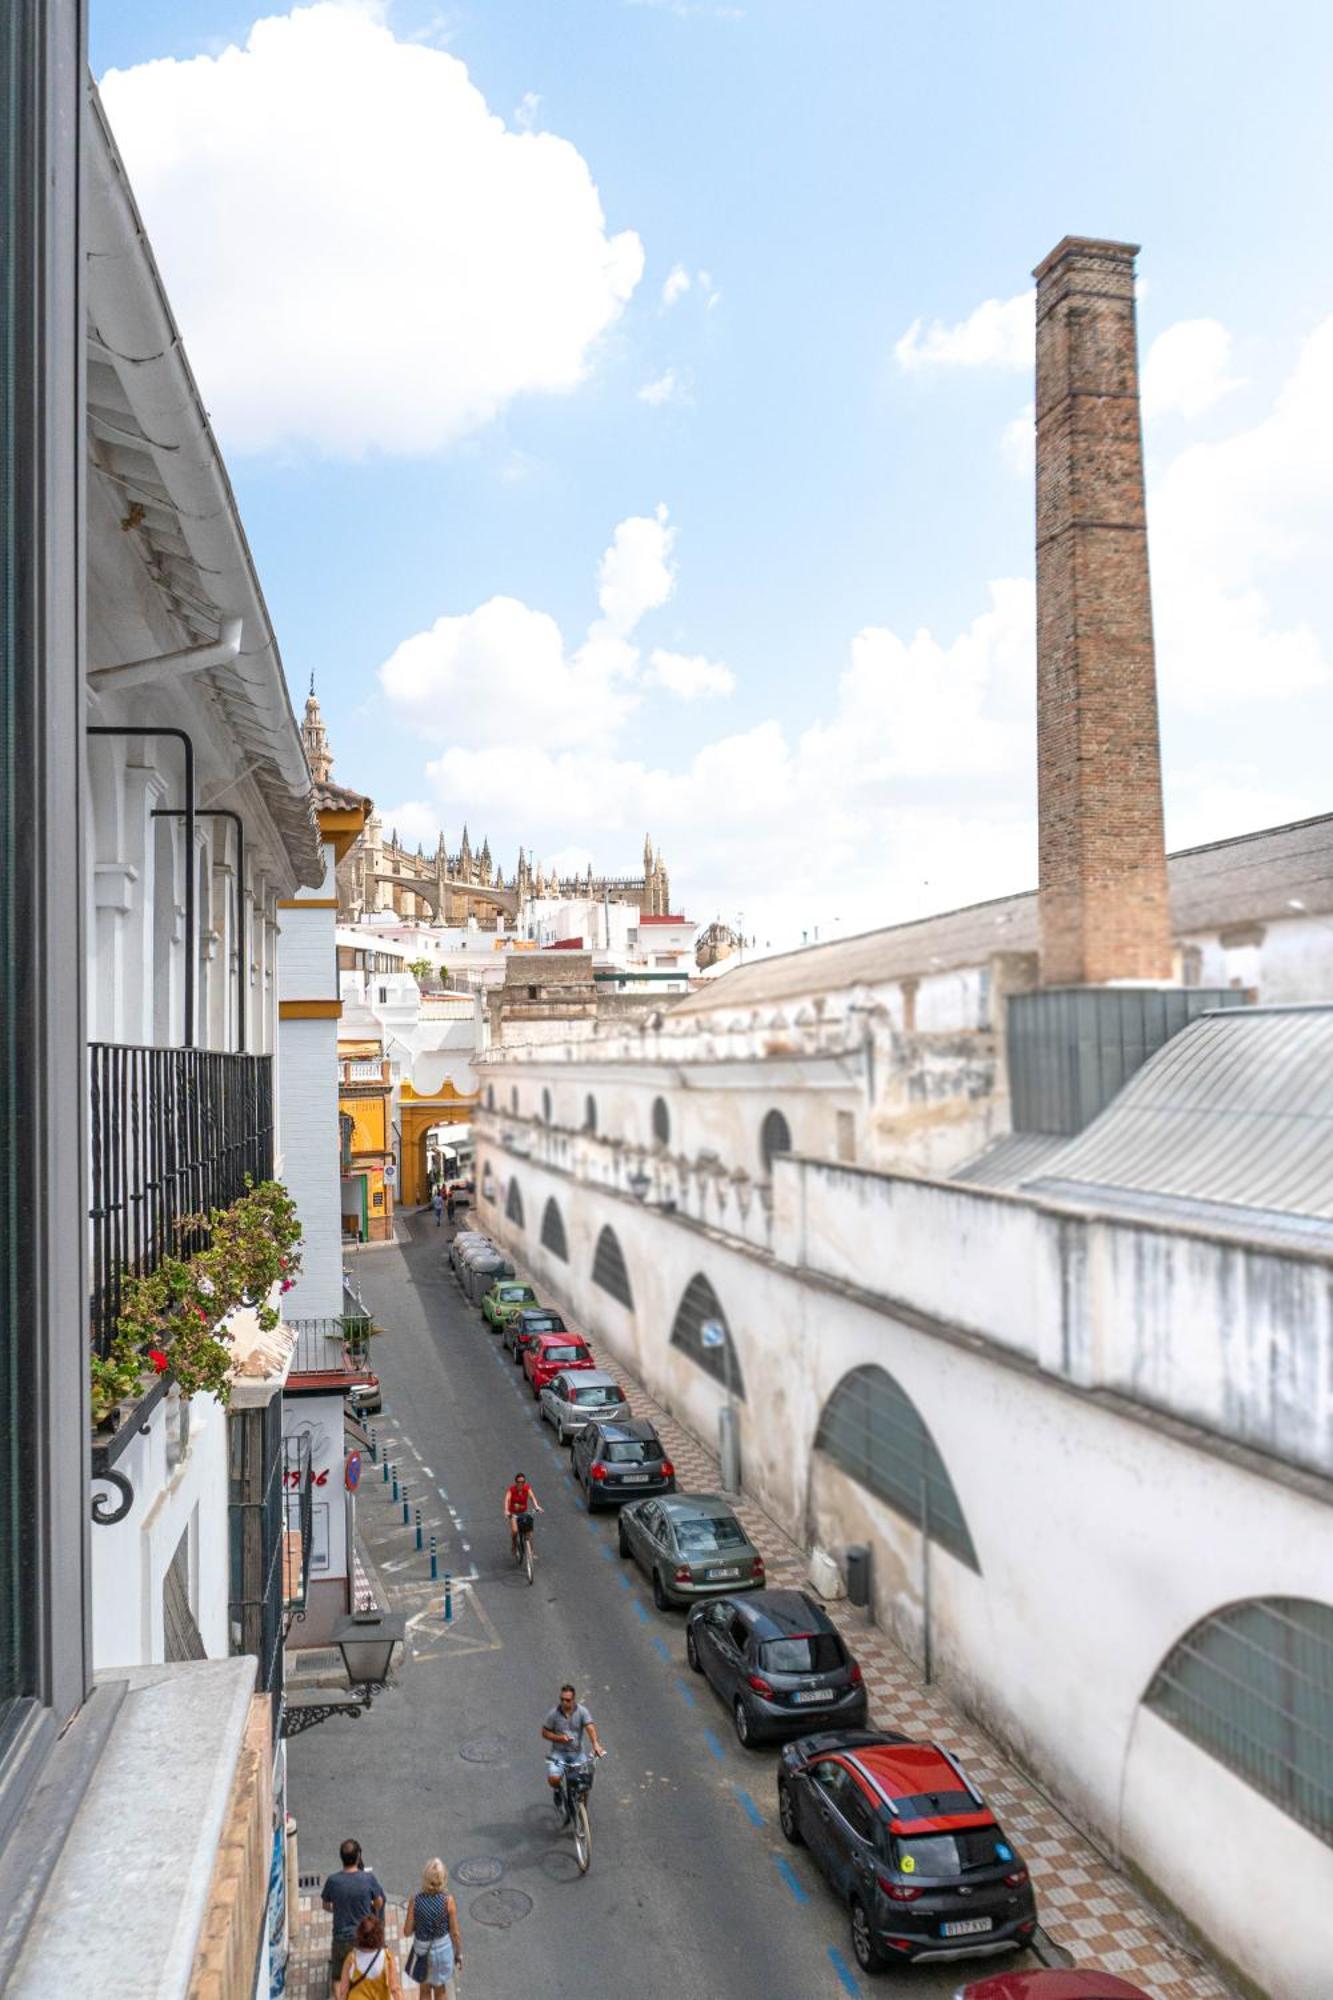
[538,1369,630,1446]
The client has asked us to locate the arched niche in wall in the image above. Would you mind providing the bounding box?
[540,1196,568,1262]
[669,1272,744,1399]
[651,1095,671,1146]
[760,1107,792,1173]
[505,1177,524,1228]
[591,1225,633,1309]
[814,1365,979,1571]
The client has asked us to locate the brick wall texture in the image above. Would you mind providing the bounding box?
[188,1695,273,2000]
[1034,236,1173,985]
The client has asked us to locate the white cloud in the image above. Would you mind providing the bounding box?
[1142,318,1242,422]
[1150,315,1333,709]
[647,648,736,698]
[638,367,687,406]
[375,799,445,849]
[661,264,692,308]
[99,2,644,456]
[895,290,1033,373]
[1000,401,1034,473]
[513,89,541,130]
[1165,766,1317,850]
[593,505,676,636]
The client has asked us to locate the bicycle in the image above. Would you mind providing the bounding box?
[553,1753,602,1873]
[513,1508,535,1585]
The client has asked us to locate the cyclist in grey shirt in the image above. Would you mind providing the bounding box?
[541,1681,605,1806]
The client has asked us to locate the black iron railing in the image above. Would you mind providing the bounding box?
[89,1042,274,1361]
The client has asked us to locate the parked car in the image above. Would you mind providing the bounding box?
[686,1589,867,1747]
[481,1280,539,1330]
[954,1977,1150,2000]
[776,1729,1038,1975]
[503,1306,567,1362]
[523,1333,595,1398]
[572,1418,675,1509]
[617,1492,765,1610]
[538,1369,630,1445]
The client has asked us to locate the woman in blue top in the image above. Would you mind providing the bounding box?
[404,1859,462,1997]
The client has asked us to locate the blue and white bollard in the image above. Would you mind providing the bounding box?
[391,1463,399,1502]
[429,1535,438,1581]
[444,1572,453,1624]
[415,1507,423,1551]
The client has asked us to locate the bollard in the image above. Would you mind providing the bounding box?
[401,1487,411,1526]
[443,1572,453,1624]
[382,1450,390,1484]
[391,1464,399,1502]
[368,1428,378,1465]
[430,1535,438,1581]
[415,1507,423,1551]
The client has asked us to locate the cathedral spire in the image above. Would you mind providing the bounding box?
[302,677,333,784]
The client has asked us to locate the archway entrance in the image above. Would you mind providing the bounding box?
[399,1079,476,1207]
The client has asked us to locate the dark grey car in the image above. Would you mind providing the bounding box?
[617,1492,765,1610]
[686,1589,869,1747]
[572,1419,676,1510]
[503,1306,567,1361]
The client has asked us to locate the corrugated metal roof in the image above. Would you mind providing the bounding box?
[1026,1007,1333,1240]
[669,814,1333,1017]
[951,1132,1068,1190]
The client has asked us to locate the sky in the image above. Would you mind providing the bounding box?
[93,0,1333,952]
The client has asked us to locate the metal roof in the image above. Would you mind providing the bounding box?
[1026,1007,1333,1243]
[951,1132,1068,1190]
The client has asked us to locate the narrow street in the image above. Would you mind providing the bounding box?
[287,1216,992,1999]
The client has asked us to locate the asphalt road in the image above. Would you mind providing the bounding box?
[288,1218,1002,1999]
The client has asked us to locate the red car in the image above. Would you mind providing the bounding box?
[523,1332,595,1398]
[955,1974,1150,1999]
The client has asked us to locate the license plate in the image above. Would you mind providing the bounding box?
[940,1918,992,1938]
[619,1474,649,1484]
[707,1566,740,1580]
[792,1688,828,1704]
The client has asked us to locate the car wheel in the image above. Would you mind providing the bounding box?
[651,1568,670,1612]
[777,1778,802,1846]
[685,1626,703,1675]
[617,1521,632,1559]
[850,1899,886,1975]
[555,1424,566,1448]
[733,1699,757,1749]
[585,1486,599,1514]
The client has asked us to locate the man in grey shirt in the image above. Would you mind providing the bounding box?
[321,1838,385,1995]
[541,1681,605,1814]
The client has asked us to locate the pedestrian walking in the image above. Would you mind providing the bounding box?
[404,1858,463,1996]
[334,1914,401,2000]
[445,1189,456,1224]
[431,1188,444,1227]
[322,1839,386,1997]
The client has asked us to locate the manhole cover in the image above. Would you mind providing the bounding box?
[469,1887,532,1929]
[459,1735,505,1764]
[454,1857,504,1887]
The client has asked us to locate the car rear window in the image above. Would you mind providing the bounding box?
[522,1315,562,1332]
[760,1632,845,1674]
[544,1345,587,1364]
[891,1830,1008,1876]
[675,1516,746,1553]
[500,1286,530,1300]
[602,1439,663,1464]
[572,1385,623,1406]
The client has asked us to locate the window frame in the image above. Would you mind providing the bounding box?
[0,0,91,1848]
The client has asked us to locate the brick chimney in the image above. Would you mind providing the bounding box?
[1033,236,1172,985]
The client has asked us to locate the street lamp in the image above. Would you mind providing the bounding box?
[627,1165,651,1203]
[700,1318,740,1495]
[281,1607,407,1737]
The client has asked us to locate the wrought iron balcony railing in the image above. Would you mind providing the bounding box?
[89,1041,275,1364]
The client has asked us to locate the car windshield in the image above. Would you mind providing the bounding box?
[544,1345,586,1364]
[603,1440,663,1464]
[573,1385,622,1406]
[674,1515,746,1553]
[760,1633,845,1675]
[891,1830,1007,1877]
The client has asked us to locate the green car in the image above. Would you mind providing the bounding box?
[482,1281,539,1331]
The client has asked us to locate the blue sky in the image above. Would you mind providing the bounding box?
[94,1,1333,948]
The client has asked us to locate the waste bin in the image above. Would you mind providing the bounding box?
[845,1543,871,1608]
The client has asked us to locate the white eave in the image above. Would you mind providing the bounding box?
[85,82,323,892]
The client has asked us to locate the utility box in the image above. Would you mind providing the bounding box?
[808,1548,845,1601]
[845,1544,871,1608]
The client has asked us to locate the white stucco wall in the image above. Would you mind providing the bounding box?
[476,1131,1333,2000]
[276,1013,343,1320]
[92,1387,229,1669]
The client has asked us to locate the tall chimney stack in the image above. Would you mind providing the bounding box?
[1033,236,1172,985]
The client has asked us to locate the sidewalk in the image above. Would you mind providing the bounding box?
[285,1223,1233,2000]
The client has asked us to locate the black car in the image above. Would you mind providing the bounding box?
[571,1418,675,1509]
[502,1306,567,1361]
[686,1590,868,1747]
[777,1729,1038,1974]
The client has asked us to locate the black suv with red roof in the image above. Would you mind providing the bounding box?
[776,1729,1037,1974]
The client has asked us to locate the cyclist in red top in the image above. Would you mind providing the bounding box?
[504,1473,543,1553]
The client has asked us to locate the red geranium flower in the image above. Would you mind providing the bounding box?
[149,1349,169,1375]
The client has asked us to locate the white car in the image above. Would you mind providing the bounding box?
[538,1369,631,1446]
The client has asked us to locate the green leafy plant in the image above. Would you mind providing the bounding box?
[90,1179,304,1425]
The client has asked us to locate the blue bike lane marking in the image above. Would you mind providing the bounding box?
[775,1855,809,1904]
[827,1946,862,1995]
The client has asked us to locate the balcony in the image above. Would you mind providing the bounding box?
[89,1042,274,1469]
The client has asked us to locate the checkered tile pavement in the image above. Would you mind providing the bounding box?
[284,1233,1233,2000]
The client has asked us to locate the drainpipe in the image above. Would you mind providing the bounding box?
[86,617,242,694]
[86,724,195,1047]
[153,807,246,1051]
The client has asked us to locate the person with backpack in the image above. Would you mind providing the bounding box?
[334,1913,400,1999]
